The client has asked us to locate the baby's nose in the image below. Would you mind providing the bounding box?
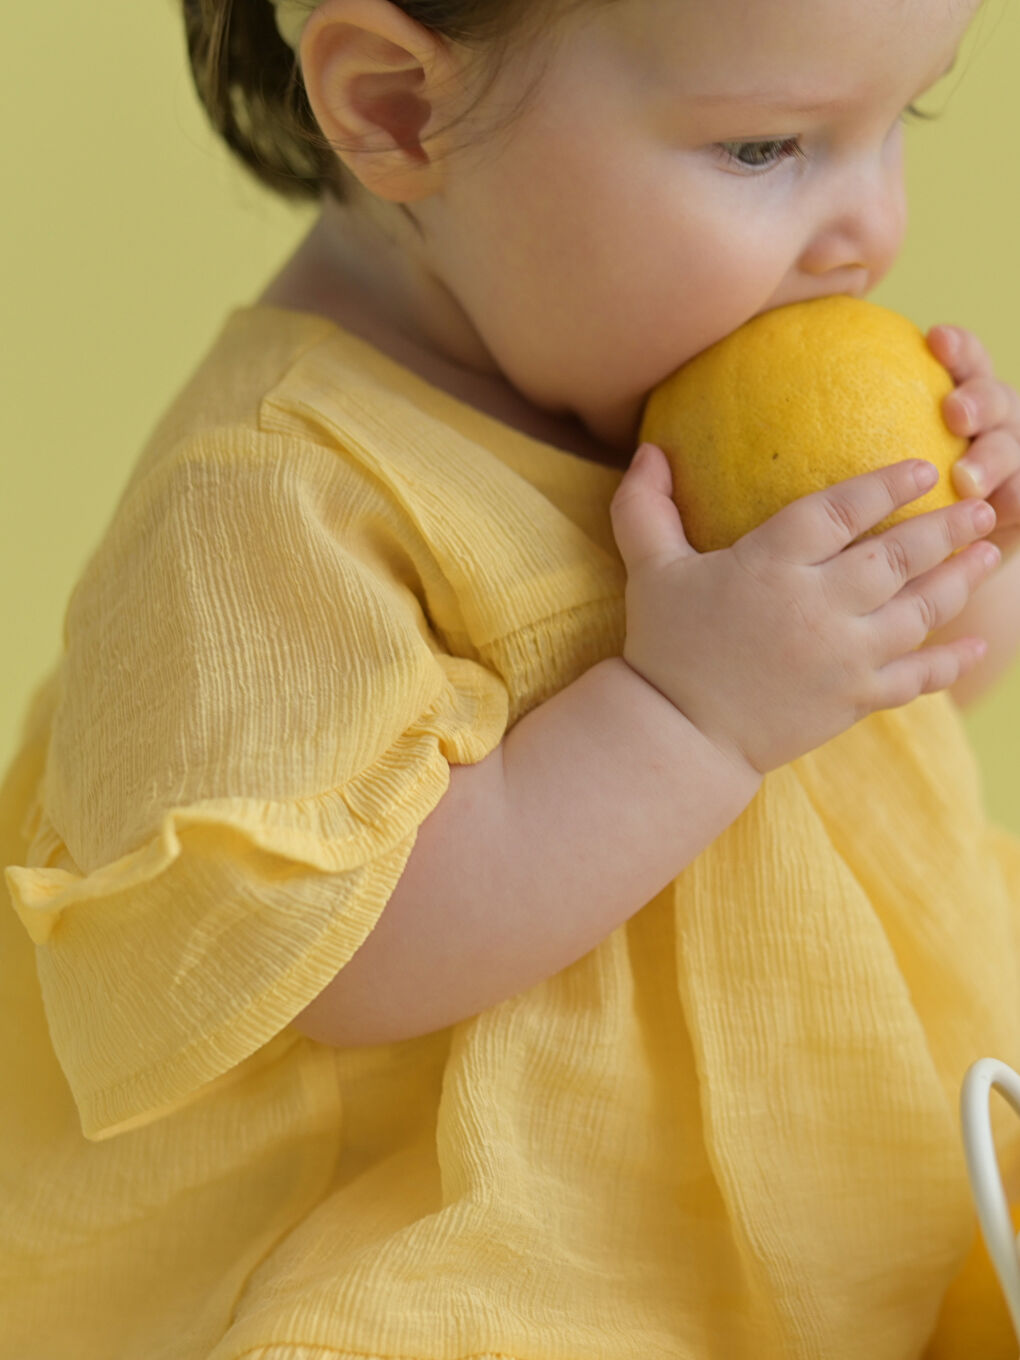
[797,154,908,285]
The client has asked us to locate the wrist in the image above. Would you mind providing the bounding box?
[604,656,764,796]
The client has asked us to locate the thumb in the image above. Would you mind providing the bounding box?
[610,443,696,571]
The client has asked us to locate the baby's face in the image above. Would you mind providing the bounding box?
[418,0,982,452]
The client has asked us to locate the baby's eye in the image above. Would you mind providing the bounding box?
[714,137,807,174]
[715,103,932,176]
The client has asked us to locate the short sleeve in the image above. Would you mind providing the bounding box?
[4,430,509,1141]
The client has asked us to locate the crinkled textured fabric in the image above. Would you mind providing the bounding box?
[2,305,1020,1359]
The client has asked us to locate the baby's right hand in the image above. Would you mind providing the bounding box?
[610,442,1001,776]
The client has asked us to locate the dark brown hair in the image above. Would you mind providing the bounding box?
[180,0,590,204]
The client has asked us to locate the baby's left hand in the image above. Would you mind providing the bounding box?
[927,324,1020,563]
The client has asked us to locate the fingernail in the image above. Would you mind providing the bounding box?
[955,396,977,430]
[957,457,986,495]
[973,502,996,532]
[915,461,939,490]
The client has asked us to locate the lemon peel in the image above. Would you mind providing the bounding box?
[639,296,967,553]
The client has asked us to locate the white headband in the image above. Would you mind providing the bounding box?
[270,0,317,52]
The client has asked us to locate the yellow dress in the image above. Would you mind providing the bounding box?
[3,304,1020,1360]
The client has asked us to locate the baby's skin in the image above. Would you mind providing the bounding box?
[278,0,1020,1044]
[603,316,1020,777]
[928,324,1020,567]
[279,0,1020,742]
[611,447,1000,776]
[609,320,1020,777]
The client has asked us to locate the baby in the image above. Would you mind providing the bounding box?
[3,0,1020,1355]
[266,0,1020,1042]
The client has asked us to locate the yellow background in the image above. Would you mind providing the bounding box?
[3,0,1019,830]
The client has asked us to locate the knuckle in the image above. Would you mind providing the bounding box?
[821,492,860,541]
[914,589,938,636]
[882,534,912,583]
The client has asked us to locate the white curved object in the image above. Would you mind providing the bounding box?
[960,1057,1020,1349]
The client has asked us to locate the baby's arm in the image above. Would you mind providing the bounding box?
[291,656,760,1047]
[292,447,996,1049]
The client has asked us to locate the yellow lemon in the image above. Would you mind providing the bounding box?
[639,296,967,554]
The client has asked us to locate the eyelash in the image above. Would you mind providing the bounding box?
[715,103,933,175]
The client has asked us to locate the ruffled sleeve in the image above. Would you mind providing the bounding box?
[4,429,509,1141]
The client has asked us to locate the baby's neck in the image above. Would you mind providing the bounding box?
[256,197,628,470]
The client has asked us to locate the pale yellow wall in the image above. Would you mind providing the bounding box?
[874,0,1020,836]
[3,0,1019,830]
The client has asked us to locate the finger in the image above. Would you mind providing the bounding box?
[943,377,1020,440]
[744,459,940,566]
[986,525,1020,563]
[609,443,695,572]
[985,469,1020,529]
[870,635,989,713]
[953,429,1020,500]
[826,496,996,616]
[928,325,996,382]
[870,538,1001,662]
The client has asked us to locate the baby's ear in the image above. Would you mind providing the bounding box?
[298,0,467,202]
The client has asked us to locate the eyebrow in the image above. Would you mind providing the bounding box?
[689,51,959,114]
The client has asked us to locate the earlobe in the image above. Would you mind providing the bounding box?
[298,0,461,202]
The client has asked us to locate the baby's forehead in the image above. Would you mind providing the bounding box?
[591,0,974,106]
